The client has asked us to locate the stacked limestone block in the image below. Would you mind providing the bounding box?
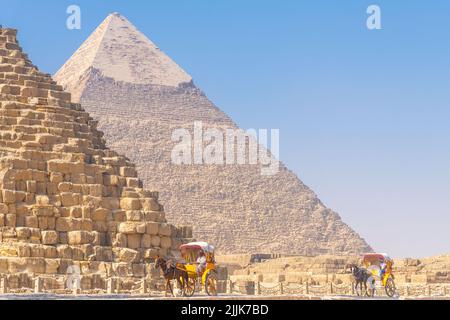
[0,27,193,292]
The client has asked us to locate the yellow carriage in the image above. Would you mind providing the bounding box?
[362,253,396,297]
[178,242,218,296]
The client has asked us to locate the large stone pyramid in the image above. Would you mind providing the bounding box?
[55,13,372,255]
[0,26,192,291]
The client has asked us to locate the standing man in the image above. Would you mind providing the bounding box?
[196,251,207,275]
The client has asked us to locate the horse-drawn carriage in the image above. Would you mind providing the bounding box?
[351,253,396,298]
[362,253,396,297]
[179,242,218,296]
[154,241,218,297]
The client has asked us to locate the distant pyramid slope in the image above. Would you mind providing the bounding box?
[0,27,192,290]
[55,13,372,255]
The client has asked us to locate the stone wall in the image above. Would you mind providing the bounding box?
[221,254,450,286]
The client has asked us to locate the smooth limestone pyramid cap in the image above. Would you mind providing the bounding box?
[0,27,192,293]
[55,13,192,101]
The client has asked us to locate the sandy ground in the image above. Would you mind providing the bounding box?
[0,294,447,300]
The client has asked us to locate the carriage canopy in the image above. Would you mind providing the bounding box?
[362,253,394,266]
[179,242,215,264]
[179,242,215,253]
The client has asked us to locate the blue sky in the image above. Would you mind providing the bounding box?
[1,0,450,257]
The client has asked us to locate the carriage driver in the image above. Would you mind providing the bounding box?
[196,250,207,275]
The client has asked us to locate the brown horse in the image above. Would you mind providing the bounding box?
[348,264,372,296]
[154,256,188,296]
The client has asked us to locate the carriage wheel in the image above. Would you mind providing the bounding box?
[184,277,196,297]
[385,277,396,298]
[205,271,218,296]
[366,287,375,297]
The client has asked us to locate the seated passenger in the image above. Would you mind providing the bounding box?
[196,251,207,275]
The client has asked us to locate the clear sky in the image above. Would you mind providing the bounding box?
[1,0,450,258]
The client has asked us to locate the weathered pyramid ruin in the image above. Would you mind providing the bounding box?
[55,13,372,255]
[0,26,192,292]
